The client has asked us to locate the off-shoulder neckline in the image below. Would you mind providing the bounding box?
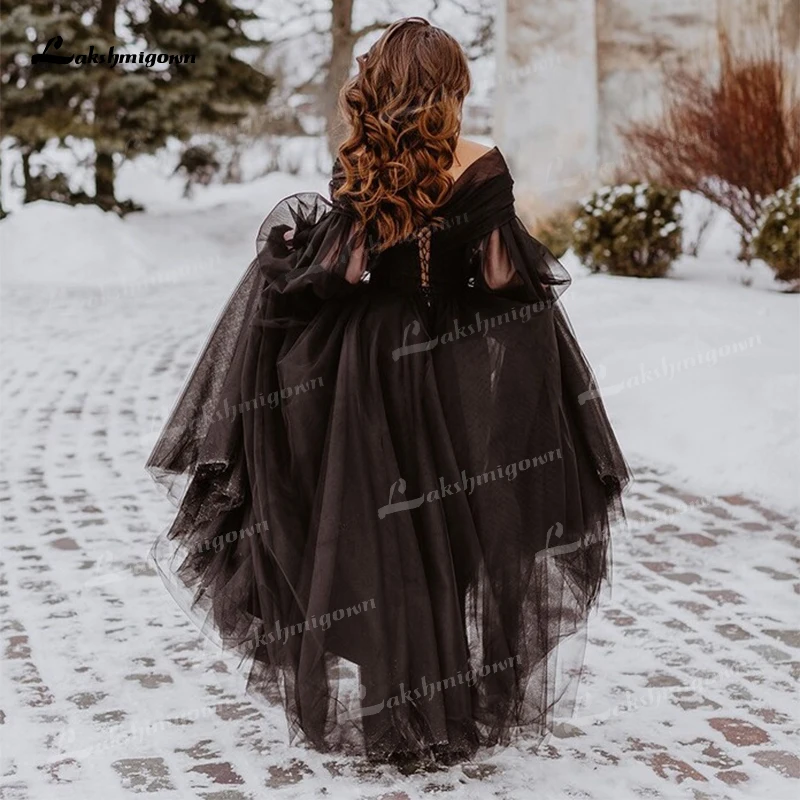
[449,145,501,188]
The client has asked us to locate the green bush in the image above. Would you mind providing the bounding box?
[572,183,683,277]
[533,205,580,259]
[753,179,800,284]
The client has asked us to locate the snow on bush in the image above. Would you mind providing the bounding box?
[753,178,800,285]
[572,183,683,278]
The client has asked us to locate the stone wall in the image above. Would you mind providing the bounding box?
[596,0,718,167]
[496,0,800,216]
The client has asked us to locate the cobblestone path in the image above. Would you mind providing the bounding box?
[1,276,798,800]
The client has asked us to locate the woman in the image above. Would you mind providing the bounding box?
[147,17,630,771]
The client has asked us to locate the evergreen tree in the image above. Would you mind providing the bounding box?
[1,0,273,212]
[0,1,97,201]
[82,0,208,210]
[134,0,273,133]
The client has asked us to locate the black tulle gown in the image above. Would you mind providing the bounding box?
[147,146,630,764]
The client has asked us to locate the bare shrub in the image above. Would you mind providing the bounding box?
[621,29,800,258]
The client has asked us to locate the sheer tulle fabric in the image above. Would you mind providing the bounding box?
[147,148,630,762]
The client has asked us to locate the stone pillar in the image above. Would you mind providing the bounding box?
[717,0,800,130]
[494,0,600,218]
[718,0,800,56]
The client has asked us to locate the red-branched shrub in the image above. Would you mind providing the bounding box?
[621,30,800,258]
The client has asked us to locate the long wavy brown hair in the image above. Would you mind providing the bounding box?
[333,17,471,251]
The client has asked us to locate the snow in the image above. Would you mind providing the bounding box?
[3,151,799,800]
[560,251,799,513]
[1,201,155,286]
[0,165,317,293]
[557,190,799,511]
[2,158,797,514]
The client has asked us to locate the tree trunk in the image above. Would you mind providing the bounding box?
[21,149,34,204]
[95,152,115,209]
[0,150,6,218]
[94,0,118,209]
[325,0,357,161]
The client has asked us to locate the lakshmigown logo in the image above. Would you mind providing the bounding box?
[32,35,197,68]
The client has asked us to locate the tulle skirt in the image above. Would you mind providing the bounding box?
[147,192,630,763]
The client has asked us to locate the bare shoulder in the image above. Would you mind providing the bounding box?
[455,138,494,161]
[449,139,498,180]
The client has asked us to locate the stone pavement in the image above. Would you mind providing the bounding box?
[1,276,798,800]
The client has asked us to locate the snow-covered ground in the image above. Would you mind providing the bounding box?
[558,202,800,515]
[3,154,798,514]
[3,152,800,800]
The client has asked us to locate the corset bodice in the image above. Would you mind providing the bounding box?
[328,148,517,300]
[365,225,477,298]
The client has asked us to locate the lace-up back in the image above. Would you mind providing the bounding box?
[357,147,517,300]
[415,224,433,304]
[328,146,513,298]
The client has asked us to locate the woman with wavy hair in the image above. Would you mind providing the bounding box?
[147,17,630,771]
